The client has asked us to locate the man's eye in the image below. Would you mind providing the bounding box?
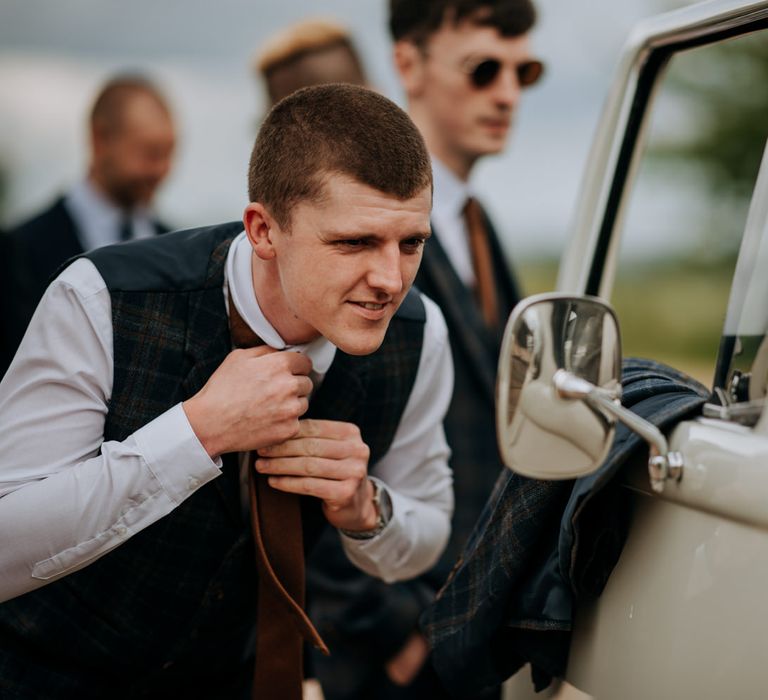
[338,239,366,248]
[402,238,426,252]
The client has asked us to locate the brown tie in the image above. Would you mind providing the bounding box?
[228,300,329,700]
[463,197,500,329]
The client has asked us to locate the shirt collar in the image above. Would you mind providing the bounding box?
[66,178,121,236]
[65,178,155,249]
[225,231,337,374]
[68,177,154,222]
[431,156,476,220]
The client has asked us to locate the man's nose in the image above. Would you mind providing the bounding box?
[491,66,522,109]
[367,246,404,296]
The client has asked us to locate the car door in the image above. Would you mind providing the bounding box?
[506,1,768,697]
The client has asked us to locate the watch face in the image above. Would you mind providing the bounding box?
[374,481,393,526]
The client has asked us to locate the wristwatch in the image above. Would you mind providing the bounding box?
[340,478,393,540]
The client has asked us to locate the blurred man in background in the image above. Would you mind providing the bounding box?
[255,18,367,105]
[0,73,176,376]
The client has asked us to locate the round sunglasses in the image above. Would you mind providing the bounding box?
[461,57,545,89]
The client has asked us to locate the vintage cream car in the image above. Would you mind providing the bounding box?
[501,0,768,698]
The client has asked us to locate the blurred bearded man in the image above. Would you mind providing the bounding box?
[0,73,176,375]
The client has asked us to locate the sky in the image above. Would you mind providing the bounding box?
[0,0,684,257]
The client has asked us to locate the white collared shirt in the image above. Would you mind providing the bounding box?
[226,232,336,373]
[0,231,453,601]
[430,157,477,286]
[65,178,158,250]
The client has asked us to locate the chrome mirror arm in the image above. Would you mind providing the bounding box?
[553,369,683,492]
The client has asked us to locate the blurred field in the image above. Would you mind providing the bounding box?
[516,255,735,387]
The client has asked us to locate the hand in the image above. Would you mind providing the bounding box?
[385,631,430,686]
[183,347,313,458]
[255,419,378,532]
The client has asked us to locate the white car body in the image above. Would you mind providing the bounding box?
[504,1,768,697]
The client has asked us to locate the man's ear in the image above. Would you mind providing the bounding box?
[394,41,426,98]
[243,202,276,260]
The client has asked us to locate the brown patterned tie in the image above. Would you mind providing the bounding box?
[463,197,500,329]
[228,300,329,700]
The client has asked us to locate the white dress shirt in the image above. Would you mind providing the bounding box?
[0,232,454,602]
[65,178,158,250]
[430,157,477,287]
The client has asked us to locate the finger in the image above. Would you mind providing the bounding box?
[259,435,359,459]
[242,345,278,358]
[296,419,361,440]
[281,350,313,376]
[295,375,314,398]
[255,456,362,480]
[266,474,358,504]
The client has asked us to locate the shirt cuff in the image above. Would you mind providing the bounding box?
[132,403,222,504]
[340,487,449,583]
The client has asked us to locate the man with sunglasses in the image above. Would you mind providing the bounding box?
[393,0,542,538]
[303,3,542,699]
[391,0,542,686]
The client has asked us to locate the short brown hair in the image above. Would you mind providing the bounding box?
[247,83,431,228]
[90,74,171,136]
[389,0,536,45]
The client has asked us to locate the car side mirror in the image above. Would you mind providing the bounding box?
[496,294,685,491]
[496,294,622,480]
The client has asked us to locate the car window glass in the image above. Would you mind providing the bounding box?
[716,138,768,404]
[610,31,767,386]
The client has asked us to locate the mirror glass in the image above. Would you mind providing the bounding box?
[496,294,622,479]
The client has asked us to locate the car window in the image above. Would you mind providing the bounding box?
[609,31,768,386]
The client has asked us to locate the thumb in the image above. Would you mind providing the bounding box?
[244,345,279,357]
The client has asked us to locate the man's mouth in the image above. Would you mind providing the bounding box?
[349,300,390,320]
[481,118,510,130]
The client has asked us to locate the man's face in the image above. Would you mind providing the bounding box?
[248,174,432,356]
[92,94,176,209]
[402,20,534,176]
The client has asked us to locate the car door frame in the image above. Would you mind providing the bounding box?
[556,0,768,300]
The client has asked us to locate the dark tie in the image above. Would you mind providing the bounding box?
[119,216,133,242]
[228,300,328,700]
[463,197,500,329]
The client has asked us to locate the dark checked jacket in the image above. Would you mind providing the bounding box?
[307,211,521,699]
[421,358,710,698]
[0,196,169,378]
[0,222,427,700]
